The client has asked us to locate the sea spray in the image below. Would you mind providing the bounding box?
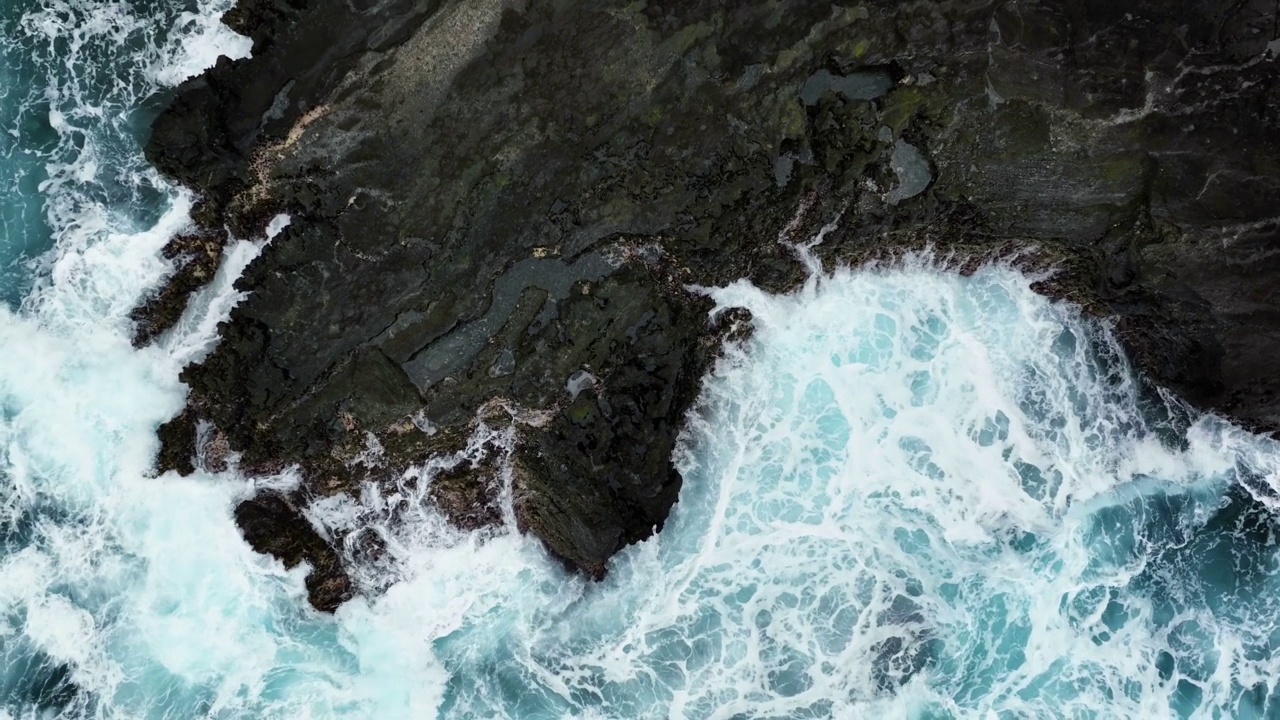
[0,0,250,310]
[297,257,1280,719]
[434,260,1280,719]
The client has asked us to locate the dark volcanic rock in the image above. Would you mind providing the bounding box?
[145,0,1280,610]
[130,230,226,346]
[234,494,353,612]
[154,406,198,476]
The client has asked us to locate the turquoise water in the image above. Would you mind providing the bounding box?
[0,0,56,305]
[3,1,1280,718]
[0,0,226,307]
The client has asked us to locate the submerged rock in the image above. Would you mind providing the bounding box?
[143,0,1280,610]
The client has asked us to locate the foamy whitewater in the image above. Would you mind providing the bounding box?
[4,1,1280,718]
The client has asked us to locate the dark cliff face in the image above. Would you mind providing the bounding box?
[142,0,1279,610]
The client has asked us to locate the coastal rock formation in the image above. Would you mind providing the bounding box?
[141,0,1279,610]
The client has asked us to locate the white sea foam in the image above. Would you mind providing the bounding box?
[0,0,331,717]
[276,255,1280,720]
[7,0,248,313]
[613,260,1280,718]
[158,214,287,368]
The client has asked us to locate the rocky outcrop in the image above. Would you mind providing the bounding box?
[130,231,227,346]
[143,0,1279,610]
[234,494,353,612]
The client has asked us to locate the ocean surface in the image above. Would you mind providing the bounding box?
[3,0,1280,718]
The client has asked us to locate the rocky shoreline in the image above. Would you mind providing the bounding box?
[140,0,1279,611]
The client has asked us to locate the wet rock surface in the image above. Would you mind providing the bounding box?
[233,494,354,612]
[130,230,227,346]
[144,0,1279,610]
